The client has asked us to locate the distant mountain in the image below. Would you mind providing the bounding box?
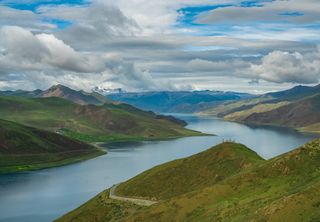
[0,119,104,173]
[56,139,320,222]
[243,94,320,132]
[200,84,320,133]
[201,84,320,116]
[0,84,110,105]
[0,96,203,143]
[0,89,43,97]
[266,84,320,101]
[40,84,110,105]
[108,90,255,113]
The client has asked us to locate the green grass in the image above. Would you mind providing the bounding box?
[56,139,320,222]
[116,142,264,200]
[0,96,204,143]
[0,119,105,173]
[0,150,105,174]
[54,189,142,222]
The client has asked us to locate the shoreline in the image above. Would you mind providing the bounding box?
[0,148,106,174]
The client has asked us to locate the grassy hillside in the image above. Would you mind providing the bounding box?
[56,139,320,222]
[0,96,203,143]
[198,96,272,117]
[200,84,320,116]
[243,94,320,131]
[0,119,105,173]
[116,142,263,200]
[200,84,320,133]
[224,101,290,121]
[124,139,320,222]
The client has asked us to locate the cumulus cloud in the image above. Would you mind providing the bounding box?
[250,49,320,84]
[0,26,105,74]
[0,0,320,93]
[38,2,141,49]
[0,26,179,91]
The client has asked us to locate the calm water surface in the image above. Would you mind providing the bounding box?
[0,115,317,222]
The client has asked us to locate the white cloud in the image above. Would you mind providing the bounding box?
[0,26,105,73]
[250,49,320,84]
[0,26,180,91]
[0,0,320,93]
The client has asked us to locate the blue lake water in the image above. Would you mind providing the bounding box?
[0,115,317,222]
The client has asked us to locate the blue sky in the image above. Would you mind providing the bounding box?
[1,0,88,11]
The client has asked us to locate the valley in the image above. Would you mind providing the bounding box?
[0,115,315,222]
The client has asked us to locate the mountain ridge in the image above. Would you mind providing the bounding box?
[0,95,203,143]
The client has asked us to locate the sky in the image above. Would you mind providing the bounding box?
[0,0,319,93]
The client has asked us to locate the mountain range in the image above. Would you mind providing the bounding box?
[0,84,110,105]
[201,84,320,133]
[108,90,255,113]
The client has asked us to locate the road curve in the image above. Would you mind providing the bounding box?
[109,184,158,206]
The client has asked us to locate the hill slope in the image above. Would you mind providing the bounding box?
[200,84,320,133]
[116,142,263,200]
[56,139,320,222]
[243,94,320,132]
[266,84,320,101]
[0,119,105,173]
[0,96,203,143]
[40,84,110,105]
[123,139,320,222]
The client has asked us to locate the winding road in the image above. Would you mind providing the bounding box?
[109,184,158,206]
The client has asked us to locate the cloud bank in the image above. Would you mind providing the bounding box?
[0,0,319,93]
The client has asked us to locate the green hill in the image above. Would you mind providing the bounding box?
[0,119,105,173]
[116,142,263,200]
[56,139,320,222]
[0,96,202,143]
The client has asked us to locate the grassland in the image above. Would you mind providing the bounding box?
[0,119,105,174]
[56,139,320,222]
[116,142,263,200]
[224,101,290,121]
[0,96,204,143]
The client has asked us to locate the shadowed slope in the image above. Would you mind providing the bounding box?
[0,119,105,173]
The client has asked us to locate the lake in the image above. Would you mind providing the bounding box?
[0,115,317,222]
